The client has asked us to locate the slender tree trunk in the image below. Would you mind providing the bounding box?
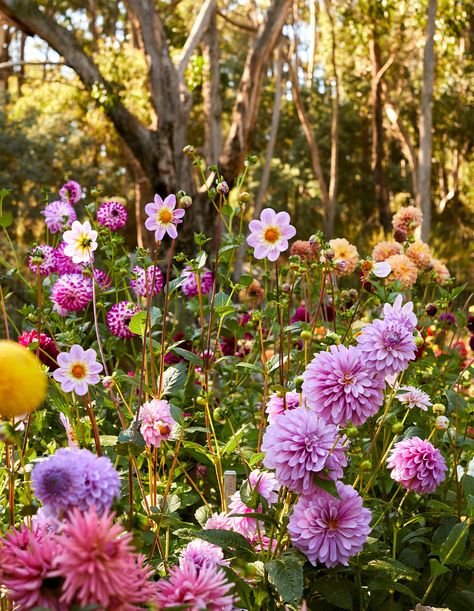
[306,0,318,89]
[0,19,10,100]
[417,0,438,241]
[325,0,339,238]
[202,8,221,166]
[17,30,25,93]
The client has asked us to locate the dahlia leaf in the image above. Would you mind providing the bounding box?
[439,521,469,565]
[266,554,303,606]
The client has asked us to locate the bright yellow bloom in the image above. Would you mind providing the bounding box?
[0,341,47,417]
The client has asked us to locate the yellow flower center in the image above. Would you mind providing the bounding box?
[158,209,173,224]
[264,226,281,244]
[79,236,92,249]
[71,363,86,379]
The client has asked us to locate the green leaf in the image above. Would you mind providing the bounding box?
[182,441,214,465]
[446,590,474,611]
[313,477,340,498]
[128,308,161,336]
[236,362,265,375]
[0,210,13,228]
[159,363,187,396]
[314,577,354,610]
[238,274,253,287]
[221,425,248,455]
[195,251,207,269]
[195,505,211,527]
[167,276,187,294]
[439,521,469,565]
[366,558,420,581]
[430,558,451,578]
[151,493,181,514]
[265,554,303,606]
[116,427,145,456]
[172,347,203,366]
[99,435,118,447]
[197,529,257,558]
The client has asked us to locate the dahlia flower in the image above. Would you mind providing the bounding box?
[51,273,93,314]
[430,258,451,284]
[28,243,57,276]
[247,207,296,261]
[392,205,423,235]
[138,399,175,447]
[59,180,82,205]
[248,468,279,504]
[106,300,141,338]
[204,512,233,530]
[266,390,301,424]
[372,240,403,262]
[97,200,128,230]
[156,560,234,611]
[302,345,385,426]
[288,482,372,567]
[290,240,319,261]
[18,329,59,370]
[291,305,310,323]
[406,240,431,270]
[329,238,359,276]
[93,267,111,289]
[386,254,418,289]
[180,266,213,297]
[179,539,226,569]
[55,508,155,609]
[382,294,417,332]
[145,193,185,241]
[63,220,98,264]
[397,385,432,411]
[42,200,76,233]
[53,344,103,395]
[54,242,85,274]
[387,436,447,494]
[228,490,262,539]
[262,407,348,493]
[130,265,163,297]
[356,317,416,376]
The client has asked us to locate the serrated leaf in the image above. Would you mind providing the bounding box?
[367,558,420,581]
[197,529,257,558]
[159,363,187,396]
[195,251,207,269]
[266,555,303,605]
[313,477,340,498]
[195,506,211,527]
[314,577,354,610]
[439,521,469,565]
[172,347,203,366]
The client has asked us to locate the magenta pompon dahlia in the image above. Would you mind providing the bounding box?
[97,200,128,231]
[54,242,85,274]
[288,482,372,567]
[138,399,175,447]
[59,180,82,205]
[261,407,348,494]
[93,267,111,289]
[28,244,57,276]
[42,200,77,233]
[130,265,163,297]
[180,266,213,297]
[144,193,185,241]
[302,345,385,426]
[247,207,296,261]
[106,301,141,338]
[53,344,103,396]
[51,273,93,314]
[266,390,301,424]
[387,436,447,494]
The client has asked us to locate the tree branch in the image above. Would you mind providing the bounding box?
[177,0,216,80]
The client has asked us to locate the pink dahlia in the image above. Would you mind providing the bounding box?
[180,266,213,297]
[139,398,175,447]
[51,273,93,314]
[356,317,416,376]
[266,390,300,424]
[93,267,111,289]
[59,180,82,205]
[156,560,234,611]
[430,258,451,284]
[53,344,103,396]
[42,200,77,233]
[247,207,296,261]
[55,507,155,609]
[28,244,57,276]
[372,240,403,262]
[288,482,372,567]
[179,539,226,569]
[302,345,384,426]
[383,294,417,332]
[261,407,348,493]
[248,468,279,504]
[106,301,141,338]
[144,193,185,241]
[204,512,233,530]
[397,385,432,411]
[392,205,423,235]
[130,265,163,297]
[54,242,85,274]
[291,305,310,323]
[97,200,128,231]
[228,490,262,539]
[387,436,447,494]
[18,329,59,370]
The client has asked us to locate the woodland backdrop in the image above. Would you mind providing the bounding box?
[0,0,472,280]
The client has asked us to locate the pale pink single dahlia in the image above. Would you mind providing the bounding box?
[144,193,185,241]
[247,207,296,261]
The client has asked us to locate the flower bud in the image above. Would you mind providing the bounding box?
[300,330,312,342]
[183,145,195,156]
[391,422,404,434]
[295,376,304,393]
[435,416,449,430]
[239,191,251,203]
[425,303,438,317]
[282,283,291,293]
[360,460,372,471]
[102,376,115,390]
[179,195,192,209]
[345,426,358,438]
[196,395,207,406]
[393,228,407,243]
[414,334,424,347]
[216,181,229,195]
[432,403,446,415]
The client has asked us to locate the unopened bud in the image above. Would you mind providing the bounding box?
[102,376,115,390]
[295,376,304,393]
[393,228,407,243]
[360,460,372,471]
[435,416,449,430]
[179,195,192,209]
[239,191,251,203]
[183,145,195,157]
[216,181,229,195]
[391,421,404,434]
[425,303,438,317]
[432,403,446,415]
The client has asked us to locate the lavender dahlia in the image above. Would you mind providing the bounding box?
[97,200,128,231]
[28,244,57,276]
[106,300,141,338]
[51,273,93,314]
[383,294,417,332]
[180,266,213,297]
[397,385,432,411]
[262,407,348,493]
[266,390,301,423]
[130,265,163,297]
[288,482,371,567]
[179,540,226,570]
[42,200,76,233]
[387,437,447,494]
[302,345,385,426]
[247,207,296,261]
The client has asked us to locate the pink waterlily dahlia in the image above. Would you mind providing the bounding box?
[382,294,417,332]
[302,345,385,426]
[262,407,348,493]
[288,482,371,567]
[247,208,296,261]
[145,193,185,241]
[397,385,432,411]
[387,436,447,494]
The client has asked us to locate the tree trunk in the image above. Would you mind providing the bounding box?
[306,0,318,89]
[0,18,10,100]
[417,0,438,241]
[202,8,222,166]
[325,0,339,238]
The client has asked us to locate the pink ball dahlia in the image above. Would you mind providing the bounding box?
[387,436,447,494]
[180,266,213,297]
[248,468,279,504]
[42,200,77,233]
[266,390,300,424]
[130,265,163,297]
[156,560,234,611]
[28,244,57,276]
[138,399,175,447]
[54,242,85,274]
[247,207,296,261]
[59,180,82,205]
[55,507,156,609]
[97,200,128,230]
[106,300,141,338]
[261,407,348,493]
[51,273,93,314]
[303,345,385,426]
[288,482,372,567]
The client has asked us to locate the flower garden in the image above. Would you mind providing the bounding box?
[0,174,472,611]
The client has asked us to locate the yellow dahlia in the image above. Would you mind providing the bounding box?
[406,241,432,270]
[430,258,450,284]
[372,241,403,262]
[386,254,418,290]
[329,238,359,276]
[0,341,47,417]
[392,205,423,235]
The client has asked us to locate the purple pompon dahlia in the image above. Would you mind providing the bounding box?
[54,242,85,275]
[383,294,417,332]
[51,273,93,314]
[179,540,226,570]
[156,560,234,611]
[261,407,348,494]
[106,301,141,338]
[138,399,175,447]
[130,265,163,297]
[288,482,372,568]
[266,391,301,424]
[42,200,76,233]
[28,244,57,276]
[387,437,447,494]
[356,317,416,376]
[93,268,111,290]
[97,200,128,231]
[180,266,213,297]
[302,345,385,426]
[59,180,82,205]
